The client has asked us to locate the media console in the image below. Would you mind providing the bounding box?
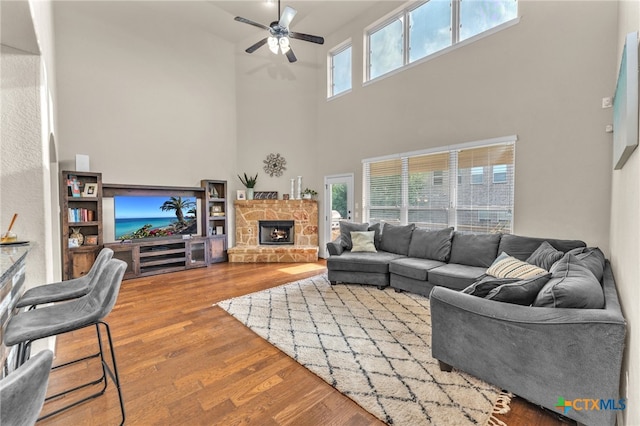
[104,236,210,279]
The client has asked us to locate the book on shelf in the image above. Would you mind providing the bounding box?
[68,208,95,222]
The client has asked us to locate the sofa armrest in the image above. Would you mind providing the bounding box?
[326,237,345,256]
[429,276,625,426]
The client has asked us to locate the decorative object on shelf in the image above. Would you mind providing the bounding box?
[211,186,219,198]
[237,190,246,200]
[290,178,295,198]
[216,226,224,235]
[1,213,18,243]
[82,183,98,197]
[296,176,302,200]
[70,227,84,245]
[302,188,317,199]
[68,238,80,248]
[263,153,287,177]
[283,194,290,200]
[84,235,98,245]
[238,172,258,200]
[253,191,279,200]
[67,176,81,197]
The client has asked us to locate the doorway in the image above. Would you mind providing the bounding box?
[323,174,354,257]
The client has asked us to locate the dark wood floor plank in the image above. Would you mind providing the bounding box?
[35,260,569,425]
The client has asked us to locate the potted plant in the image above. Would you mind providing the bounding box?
[238,172,258,200]
[302,188,317,199]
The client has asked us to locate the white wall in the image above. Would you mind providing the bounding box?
[54,2,237,186]
[317,1,617,254]
[611,2,640,424]
[1,0,58,286]
[234,34,320,205]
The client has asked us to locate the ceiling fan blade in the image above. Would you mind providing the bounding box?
[289,32,324,45]
[285,47,297,63]
[246,38,268,54]
[279,6,297,29]
[235,16,270,31]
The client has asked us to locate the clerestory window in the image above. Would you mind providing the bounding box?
[328,41,352,98]
[366,0,518,82]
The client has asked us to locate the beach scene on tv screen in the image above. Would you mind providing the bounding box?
[114,196,197,240]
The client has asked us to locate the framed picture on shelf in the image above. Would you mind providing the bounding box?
[236,190,246,200]
[82,183,98,197]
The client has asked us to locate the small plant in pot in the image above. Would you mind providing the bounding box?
[238,173,258,200]
[302,188,317,199]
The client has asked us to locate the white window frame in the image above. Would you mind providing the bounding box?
[327,39,353,99]
[471,167,484,185]
[493,164,508,183]
[364,0,519,83]
[362,134,517,232]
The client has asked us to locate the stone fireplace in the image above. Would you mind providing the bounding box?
[228,200,318,263]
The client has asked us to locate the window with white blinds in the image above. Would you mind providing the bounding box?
[363,137,516,234]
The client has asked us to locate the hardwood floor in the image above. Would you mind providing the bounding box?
[37,261,574,425]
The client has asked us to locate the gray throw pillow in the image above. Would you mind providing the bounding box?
[565,247,606,282]
[339,221,369,250]
[526,241,564,271]
[380,223,416,255]
[533,254,605,309]
[368,223,382,249]
[449,232,501,267]
[462,275,519,298]
[485,273,551,305]
[407,227,454,262]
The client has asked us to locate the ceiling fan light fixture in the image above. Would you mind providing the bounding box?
[279,37,290,54]
[267,36,279,54]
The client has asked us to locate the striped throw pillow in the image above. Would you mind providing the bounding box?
[487,252,547,279]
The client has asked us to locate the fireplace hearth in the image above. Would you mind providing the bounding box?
[259,220,294,245]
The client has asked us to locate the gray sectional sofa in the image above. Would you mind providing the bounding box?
[326,221,627,426]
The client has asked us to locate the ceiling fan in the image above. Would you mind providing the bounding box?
[234,0,325,63]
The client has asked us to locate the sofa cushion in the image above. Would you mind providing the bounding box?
[327,250,405,274]
[565,247,606,282]
[485,273,552,305]
[487,252,548,279]
[449,233,501,268]
[380,223,416,256]
[339,221,369,250]
[533,254,604,309]
[368,223,382,249]
[351,231,377,253]
[428,264,488,291]
[498,234,586,261]
[389,257,446,281]
[462,275,519,298]
[407,227,454,262]
[526,241,564,271]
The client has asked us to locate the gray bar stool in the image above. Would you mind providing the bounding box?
[4,259,127,425]
[0,350,54,426]
[16,247,114,310]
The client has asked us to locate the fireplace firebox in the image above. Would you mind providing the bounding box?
[259,220,294,245]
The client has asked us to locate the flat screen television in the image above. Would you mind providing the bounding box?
[114,195,198,240]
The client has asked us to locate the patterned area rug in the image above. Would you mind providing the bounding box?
[217,274,509,425]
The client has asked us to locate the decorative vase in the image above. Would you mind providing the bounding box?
[70,227,84,245]
[297,176,302,200]
[246,188,254,200]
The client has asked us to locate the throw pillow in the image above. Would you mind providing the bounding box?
[350,231,377,253]
[380,223,416,256]
[407,227,454,262]
[533,254,605,309]
[449,233,501,268]
[462,275,520,298]
[526,241,564,271]
[564,247,606,282]
[339,221,369,250]
[368,223,382,249]
[485,273,552,305]
[487,252,548,279]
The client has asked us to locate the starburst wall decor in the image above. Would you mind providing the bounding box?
[263,153,287,177]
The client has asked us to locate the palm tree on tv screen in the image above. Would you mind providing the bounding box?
[160,197,195,225]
